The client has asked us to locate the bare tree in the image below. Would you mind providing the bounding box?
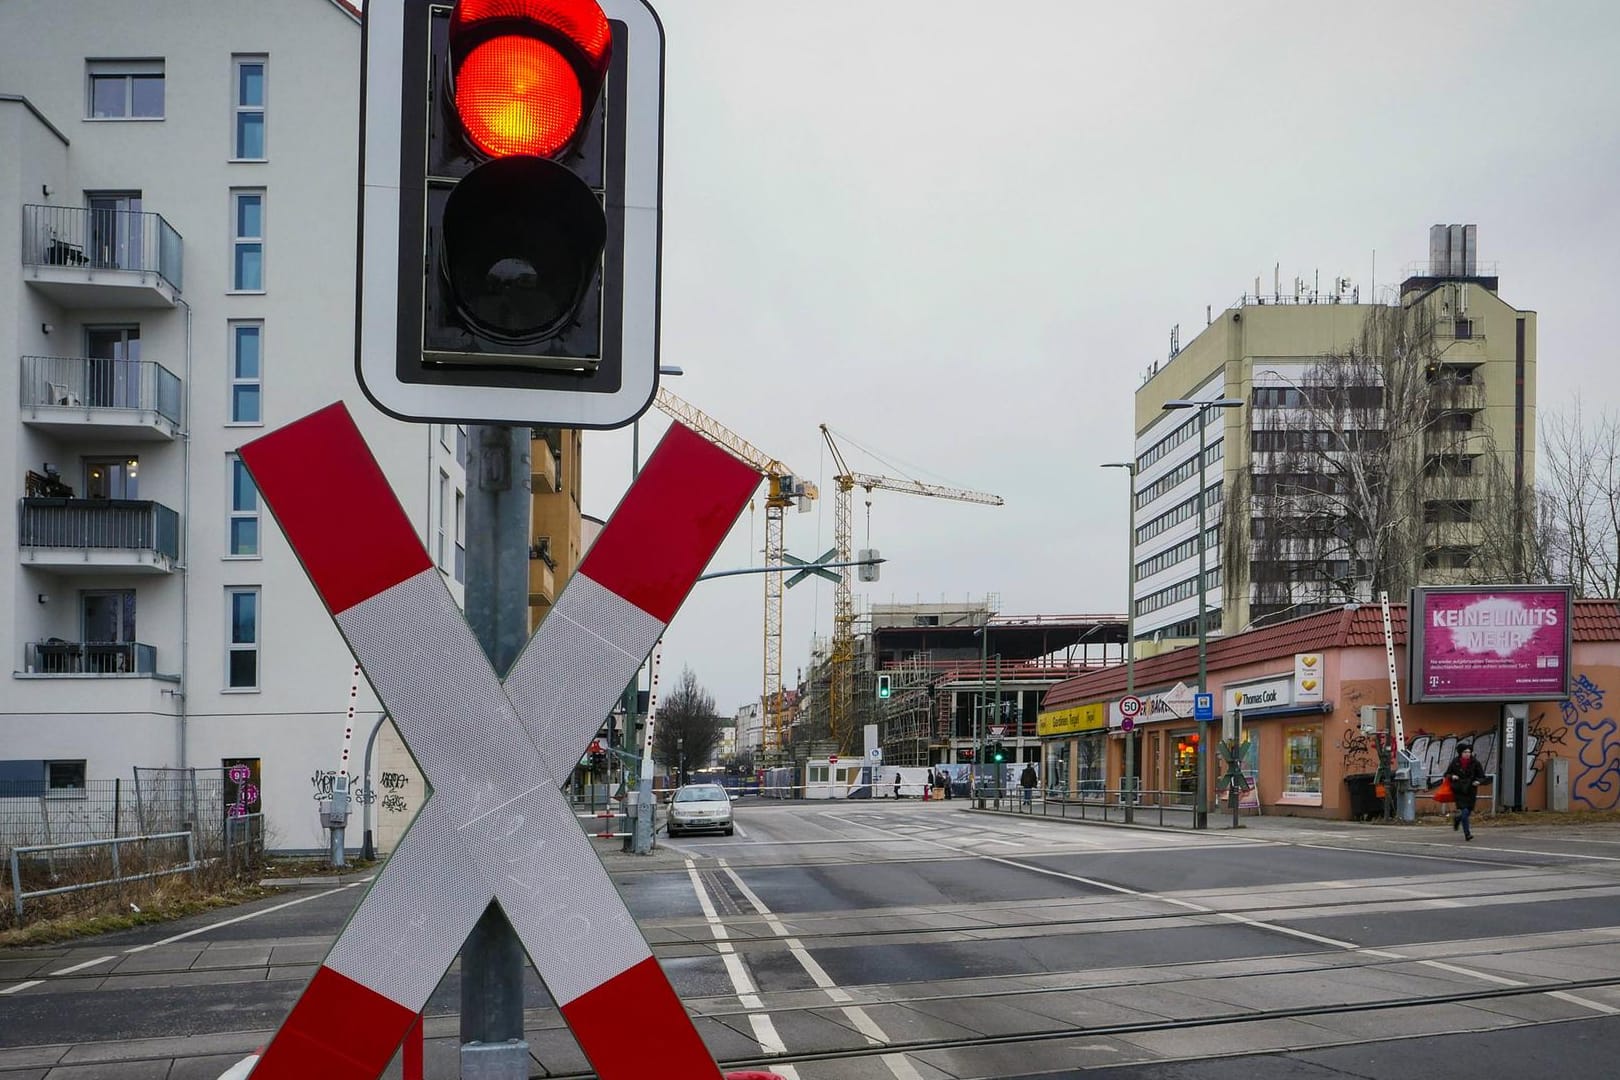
[1529,404,1620,596]
[1231,305,1436,625]
[653,667,723,784]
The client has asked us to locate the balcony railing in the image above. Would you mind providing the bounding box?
[22,204,183,292]
[21,355,182,425]
[25,640,157,676]
[19,499,180,561]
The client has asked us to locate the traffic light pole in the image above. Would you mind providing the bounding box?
[461,424,531,1078]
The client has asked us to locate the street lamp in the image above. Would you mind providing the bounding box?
[1161,396,1244,829]
[1101,460,1137,822]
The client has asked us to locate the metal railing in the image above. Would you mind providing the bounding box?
[22,203,184,291]
[224,813,266,868]
[21,355,182,425]
[9,830,196,919]
[974,785,1211,828]
[19,498,181,560]
[25,640,157,675]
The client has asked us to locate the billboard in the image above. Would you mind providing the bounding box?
[1408,585,1575,703]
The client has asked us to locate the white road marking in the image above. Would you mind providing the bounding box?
[124,877,372,952]
[686,861,786,1056]
[820,810,1620,1017]
[718,861,917,1078]
[50,954,116,976]
[1,880,371,992]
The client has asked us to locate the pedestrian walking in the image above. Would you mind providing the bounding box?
[1444,742,1488,841]
[924,767,935,801]
[893,771,902,800]
[934,768,947,801]
[1019,763,1038,811]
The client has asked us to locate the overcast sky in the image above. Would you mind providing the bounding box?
[575,0,1620,715]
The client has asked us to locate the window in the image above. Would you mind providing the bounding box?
[88,61,164,119]
[1283,725,1322,800]
[437,471,450,568]
[47,760,87,793]
[228,456,260,556]
[226,588,260,690]
[229,322,263,423]
[1453,318,1473,340]
[454,490,466,584]
[85,457,139,499]
[233,57,266,159]
[232,191,265,290]
[455,425,468,468]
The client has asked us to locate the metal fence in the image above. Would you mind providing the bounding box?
[22,203,184,291]
[9,831,197,919]
[0,771,232,862]
[20,354,183,425]
[19,497,181,561]
[970,785,1214,828]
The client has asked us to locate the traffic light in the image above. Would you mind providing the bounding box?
[991,743,1006,764]
[357,0,665,427]
[876,673,892,699]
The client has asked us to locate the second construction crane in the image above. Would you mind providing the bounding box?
[819,425,1004,752]
[654,389,815,752]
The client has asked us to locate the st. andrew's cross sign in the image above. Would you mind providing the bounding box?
[238,404,757,1079]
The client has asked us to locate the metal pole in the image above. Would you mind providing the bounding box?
[1194,405,1210,830]
[460,424,531,1077]
[1125,464,1137,823]
[977,624,988,803]
[360,712,388,862]
[994,653,1003,802]
[629,421,661,855]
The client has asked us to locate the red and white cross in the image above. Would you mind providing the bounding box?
[238,403,758,1080]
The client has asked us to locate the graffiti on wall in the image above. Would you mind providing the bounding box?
[1560,673,1620,810]
[1340,727,1378,773]
[379,770,412,816]
[1407,728,1543,791]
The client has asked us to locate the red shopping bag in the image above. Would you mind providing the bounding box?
[1432,777,1455,804]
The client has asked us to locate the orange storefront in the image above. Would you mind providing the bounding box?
[1040,599,1620,819]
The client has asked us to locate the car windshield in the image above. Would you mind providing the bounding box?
[674,785,728,803]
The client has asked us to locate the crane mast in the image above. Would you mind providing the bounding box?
[653,390,814,752]
[818,425,1004,751]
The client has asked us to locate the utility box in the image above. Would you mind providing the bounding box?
[1551,757,1571,812]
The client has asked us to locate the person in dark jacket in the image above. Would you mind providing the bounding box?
[1019,763,1038,810]
[1444,742,1489,841]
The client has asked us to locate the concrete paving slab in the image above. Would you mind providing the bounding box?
[1112,1015,1339,1059]
[109,947,204,974]
[1015,988,1179,1030]
[1077,983,1231,1022]
[262,962,317,983]
[1298,1000,1524,1040]
[913,1032,1145,1079]
[189,945,272,970]
[166,1054,261,1080]
[1467,990,1614,1023]
[264,942,325,966]
[0,1044,69,1069]
[96,967,268,992]
[39,1060,171,1079]
[896,994,1075,1038]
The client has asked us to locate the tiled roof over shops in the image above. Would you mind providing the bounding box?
[1042,599,1620,712]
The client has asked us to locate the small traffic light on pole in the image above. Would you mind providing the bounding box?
[358,0,665,427]
[991,743,1006,764]
[876,673,892,699]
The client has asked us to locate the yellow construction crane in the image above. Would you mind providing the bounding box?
[819,424,1004,752]
[653,389,816,752]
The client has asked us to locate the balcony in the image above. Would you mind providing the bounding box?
[529,538,557,606]
[20,355,182,440]
[1427,378,1486,412]
[19,498,180,573]
[23,640,158,676]
[22,204,183,308]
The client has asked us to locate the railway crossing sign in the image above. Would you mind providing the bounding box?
[784,547,841,588]
[238,404,757,1080]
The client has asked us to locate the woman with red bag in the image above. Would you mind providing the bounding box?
[1444,743,1489,841]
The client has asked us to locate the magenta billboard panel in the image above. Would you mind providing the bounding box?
[1408,585,1575,703]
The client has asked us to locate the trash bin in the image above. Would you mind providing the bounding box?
[1343,773,1380,821]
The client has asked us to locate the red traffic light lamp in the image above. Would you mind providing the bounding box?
[357,0,665,427]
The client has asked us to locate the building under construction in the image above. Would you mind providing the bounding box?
[785,598,1127,768]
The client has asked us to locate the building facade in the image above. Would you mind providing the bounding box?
[1040,599,1620,818]
[1,0,467,852]
[1131,225,1536,642]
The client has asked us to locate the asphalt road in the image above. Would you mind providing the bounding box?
[5,802,1620,1078]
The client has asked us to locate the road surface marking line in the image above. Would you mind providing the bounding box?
[50,955,116,976]
[1550,991,1620,1014]
[1417,959,1523,986]
[717,862,902,1066]
[687,861,785,1056]
[121,879,371,954]
[0,980,43,995]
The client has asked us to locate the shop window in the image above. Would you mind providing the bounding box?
[1283,724,1322,799]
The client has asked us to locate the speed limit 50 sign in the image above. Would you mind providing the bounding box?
[1119,695,1145,719]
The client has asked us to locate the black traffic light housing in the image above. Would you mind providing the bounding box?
[876,673,892,699]
[357,0,664,427]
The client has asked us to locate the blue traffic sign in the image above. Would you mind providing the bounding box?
[1194,692,1214,721]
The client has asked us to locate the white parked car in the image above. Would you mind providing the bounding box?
[667,783,734,837]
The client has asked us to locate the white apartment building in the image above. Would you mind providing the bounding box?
[0,0,467,851]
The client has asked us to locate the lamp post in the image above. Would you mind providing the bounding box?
[975,624,988,801]
[1161,396,1244,829]
[1101,460,1137,823]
